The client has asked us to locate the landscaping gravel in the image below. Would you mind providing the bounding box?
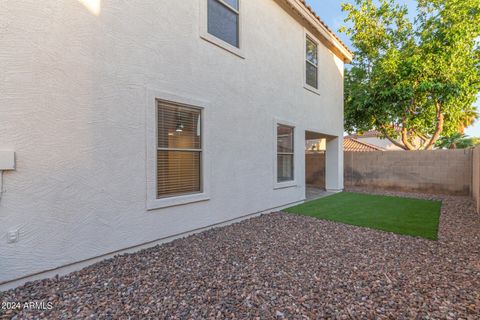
[1,190,479,319]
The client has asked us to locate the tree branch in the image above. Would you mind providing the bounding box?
[379,125,408,150]
[401,126,416,150]
[410,128,430,149]
[411,128,429,142]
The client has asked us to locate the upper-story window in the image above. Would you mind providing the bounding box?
[305,35,318,89]
[207,0,239,48]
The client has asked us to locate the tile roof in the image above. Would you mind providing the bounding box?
[346,130,382,139]
[346,126,401,139]
[344,138,385,152]
[298,0,353,55]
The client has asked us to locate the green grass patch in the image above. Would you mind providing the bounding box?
[285,192,442,240]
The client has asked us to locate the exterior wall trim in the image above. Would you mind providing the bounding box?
[273,118,298,189]
[199,0,245,58]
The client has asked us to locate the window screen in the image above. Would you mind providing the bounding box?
[207,0,239,48]
[306,36,318,88]
[157,101,202,198]
[277,124,294,182]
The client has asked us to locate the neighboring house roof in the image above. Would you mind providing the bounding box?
[284,0,353,63]
[346,126,403,139]
[344,138,385,152]
[346,130,383,139]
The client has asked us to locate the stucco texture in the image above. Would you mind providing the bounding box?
[0,0,344,284]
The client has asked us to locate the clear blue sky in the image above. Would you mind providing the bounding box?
[305,0,480,137]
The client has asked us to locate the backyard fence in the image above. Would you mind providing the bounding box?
[472,147,480,213]
[344,149,473,196]
[307,148,480,212]
[306,152,325,188]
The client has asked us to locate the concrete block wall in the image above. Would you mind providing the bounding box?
[344,149,473,196]
[472,147,480,213]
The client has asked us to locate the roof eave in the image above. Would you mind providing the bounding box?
[286,0,353,63]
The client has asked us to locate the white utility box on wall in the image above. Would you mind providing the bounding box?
[0,150,15,170]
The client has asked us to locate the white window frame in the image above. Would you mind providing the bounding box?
[303,29,321,95]
[146,90,210,210]
[199,0,245,59]
[273,119,297,189]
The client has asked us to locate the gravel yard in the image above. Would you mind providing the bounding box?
[1,190,479,319]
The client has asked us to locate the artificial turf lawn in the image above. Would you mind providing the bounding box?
[285,192,442,240]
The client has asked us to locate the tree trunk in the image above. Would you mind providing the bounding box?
[401,127,416,150]
[424,103,444,150]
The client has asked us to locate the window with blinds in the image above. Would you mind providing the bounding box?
[157,101,202,198]
[277,124,294,182]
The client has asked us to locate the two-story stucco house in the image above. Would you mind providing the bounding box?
[0,0,352,288]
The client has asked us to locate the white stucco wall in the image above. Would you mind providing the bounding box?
[0,0,345,284]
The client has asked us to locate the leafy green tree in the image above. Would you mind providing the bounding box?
[435,133,480,149]
[341,0,480,150]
